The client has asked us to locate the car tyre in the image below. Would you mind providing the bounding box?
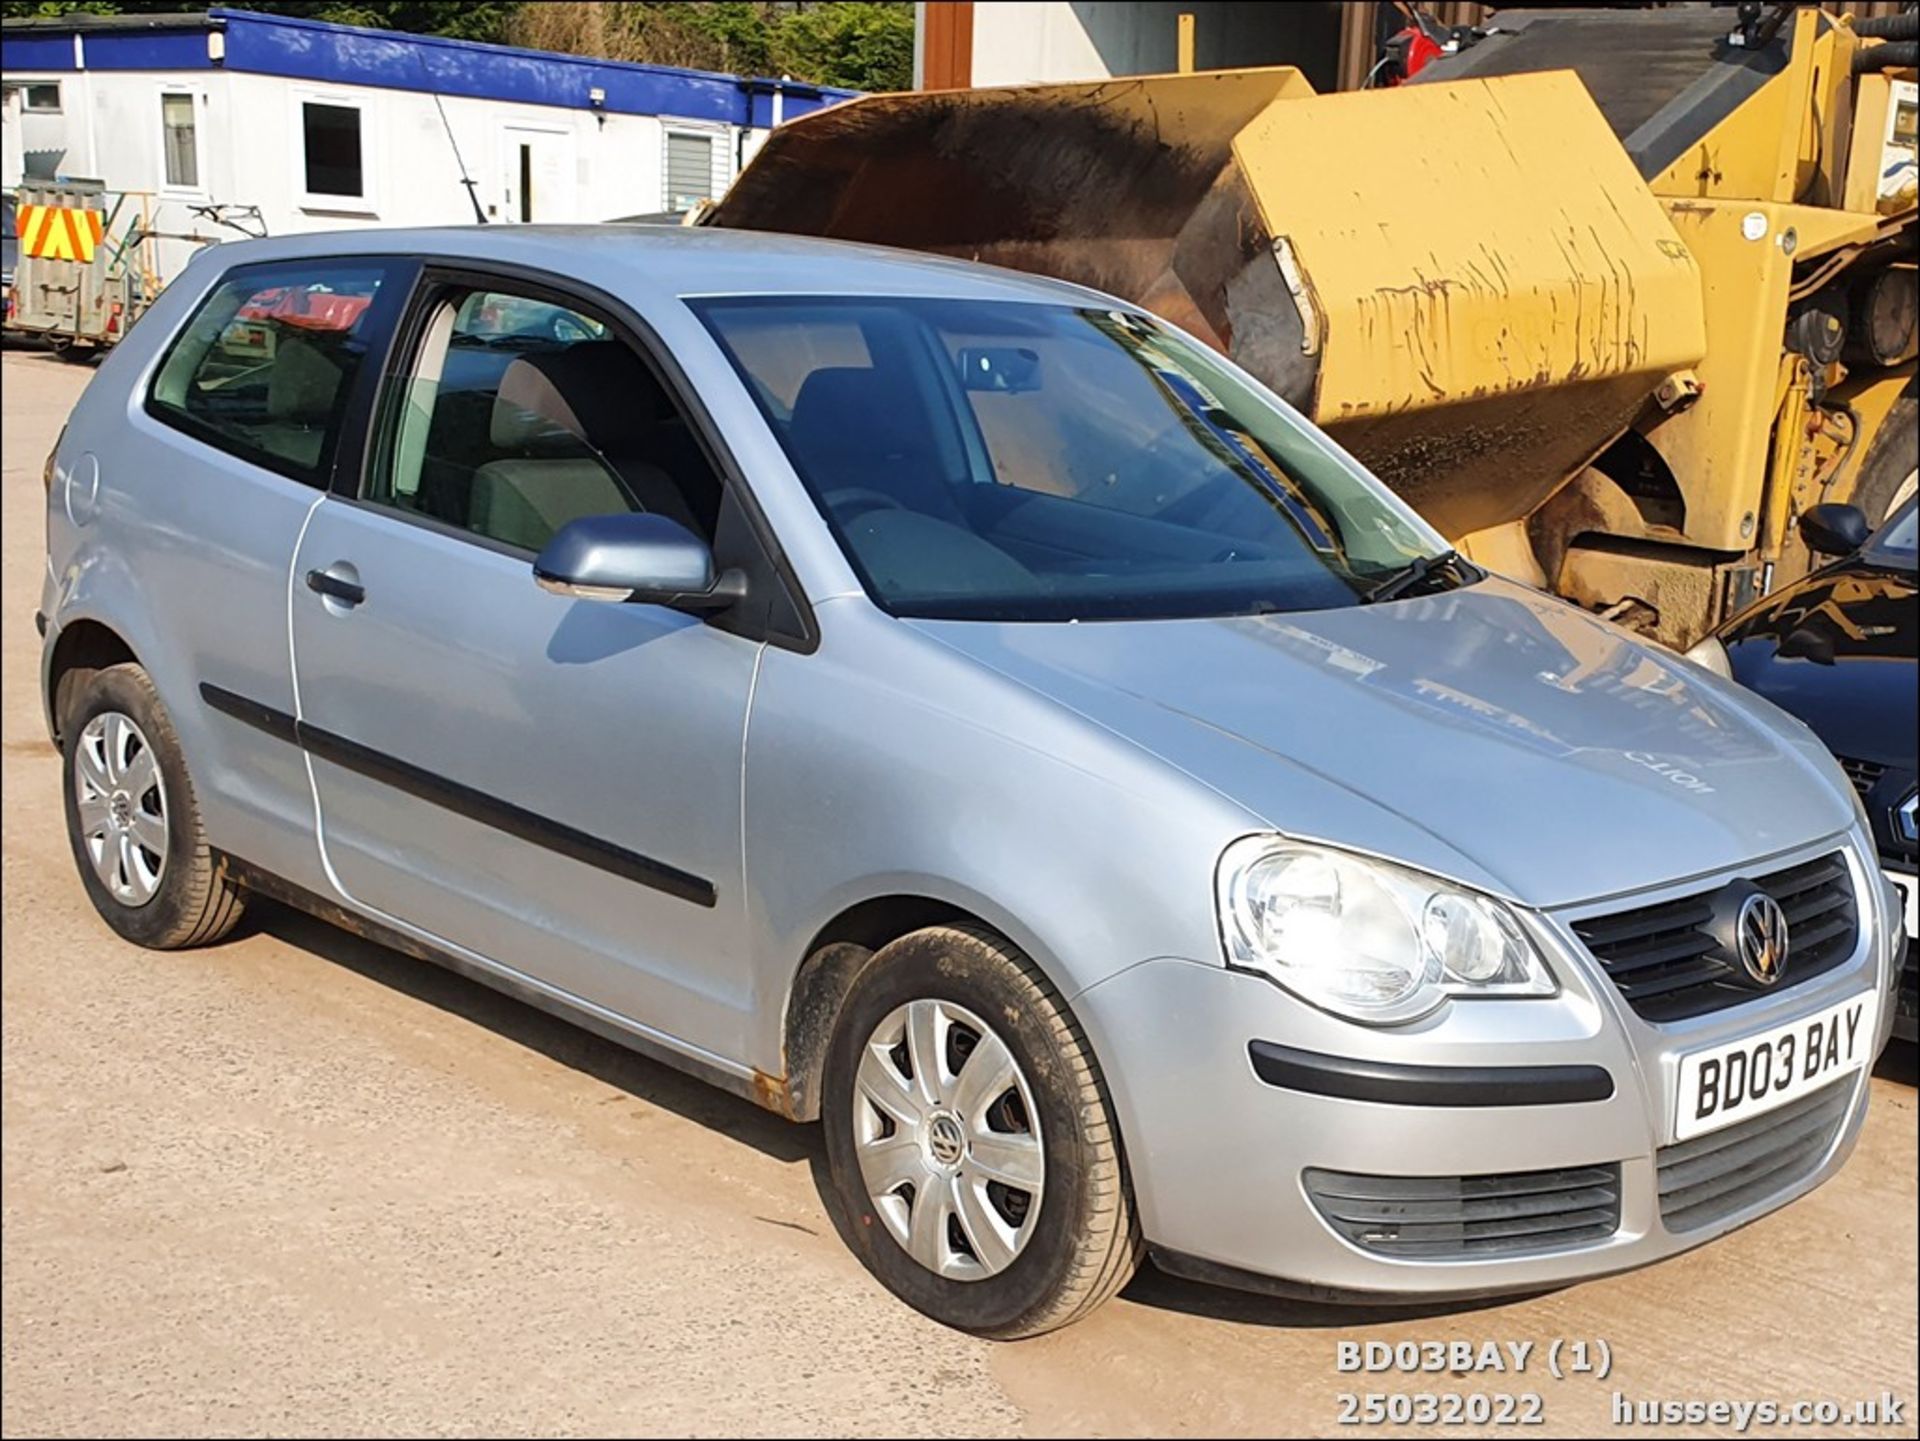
[820,924,1141,1338]
[62,662,245,949]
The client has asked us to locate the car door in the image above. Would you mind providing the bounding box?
[288,272,767,1064]
[121,255,413,894]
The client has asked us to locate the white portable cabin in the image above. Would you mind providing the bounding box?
[0,6,854,288]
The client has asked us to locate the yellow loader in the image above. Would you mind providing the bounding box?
[706,3,1919,646]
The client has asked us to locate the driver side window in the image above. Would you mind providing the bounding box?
[368,286,720,554]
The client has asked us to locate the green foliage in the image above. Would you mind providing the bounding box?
[771,2,912,91]
[677,2,776,78]
[298,2,519,45]
[3,2,523,45]
[0,1,514,40]
[655,2,915,89]
[3,1,127,17]
[0,1,914,89]
[510,2,914,90]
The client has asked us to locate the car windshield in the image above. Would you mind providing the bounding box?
[1862,494,1918,568]
[694,297,1458,621]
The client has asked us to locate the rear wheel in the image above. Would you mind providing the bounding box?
[820,925,1141,1338]
[61,663,244,949]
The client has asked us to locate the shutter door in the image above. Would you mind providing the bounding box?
[665,133,716,212]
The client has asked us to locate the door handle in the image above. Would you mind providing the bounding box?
[306,566,365,607]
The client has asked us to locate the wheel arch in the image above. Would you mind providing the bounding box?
[780,891,1077,1123]
[44,617,141,744]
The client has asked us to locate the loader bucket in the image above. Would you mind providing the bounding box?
[710,70,1315,374]
[709,68,1708,539]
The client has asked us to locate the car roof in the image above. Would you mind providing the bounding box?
[190,224,1114,309]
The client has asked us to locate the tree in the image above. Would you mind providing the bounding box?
[3,2,519,45]
[304,3,520,45]
[772,2,912,91]
[3,2,916,88]
[505,2,913,90]
[680,1,777,78]
[3,2,125,16]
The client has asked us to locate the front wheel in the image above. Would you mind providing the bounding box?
[1846,391,1917,523]
[820,925,1141,1338]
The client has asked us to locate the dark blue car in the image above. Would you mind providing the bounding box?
[1695,496,1919,1040]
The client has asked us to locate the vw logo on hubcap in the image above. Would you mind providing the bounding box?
[926,1113,966,1168]
[1736,892,1790,985]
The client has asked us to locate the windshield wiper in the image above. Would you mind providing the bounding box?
[1361,549,1472,605]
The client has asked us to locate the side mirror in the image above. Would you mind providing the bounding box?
[532,512,747,610]
[1798,502,1870,558]
[1776,624,1837,665]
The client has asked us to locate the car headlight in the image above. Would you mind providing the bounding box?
[1216,837,1556,1024]
[1683,634,1733,679]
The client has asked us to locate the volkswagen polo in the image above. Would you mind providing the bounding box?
[39,227,1903,1337]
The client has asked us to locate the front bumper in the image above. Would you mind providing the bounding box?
[1074,834,1898,1300]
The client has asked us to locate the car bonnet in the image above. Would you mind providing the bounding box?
[911,577,1858,909]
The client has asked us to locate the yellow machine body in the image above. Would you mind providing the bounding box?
[1230,70,1706,538]
[710,7,1918,644]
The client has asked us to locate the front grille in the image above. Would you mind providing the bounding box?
[1838,755,1886,800]
[1657,1080,1853,1233]
[1304,1163,1621,1258]
[1571,852,1858,1023]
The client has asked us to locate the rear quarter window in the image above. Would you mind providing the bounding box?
[146,260,402,486]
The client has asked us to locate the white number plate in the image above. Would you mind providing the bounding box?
[1675,992,1876,1142]
[1887,870,1918,940]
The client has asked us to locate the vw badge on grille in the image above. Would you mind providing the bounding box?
[1736,892,1790,985]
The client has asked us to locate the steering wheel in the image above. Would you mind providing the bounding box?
[823,487,908,523]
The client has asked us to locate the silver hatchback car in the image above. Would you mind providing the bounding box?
[40,227,1902,1337]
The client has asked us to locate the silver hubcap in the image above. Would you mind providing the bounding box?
[74,711,168,907]
[853,998,1044,1281]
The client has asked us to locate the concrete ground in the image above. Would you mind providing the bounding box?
[2,346,1915,1438]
